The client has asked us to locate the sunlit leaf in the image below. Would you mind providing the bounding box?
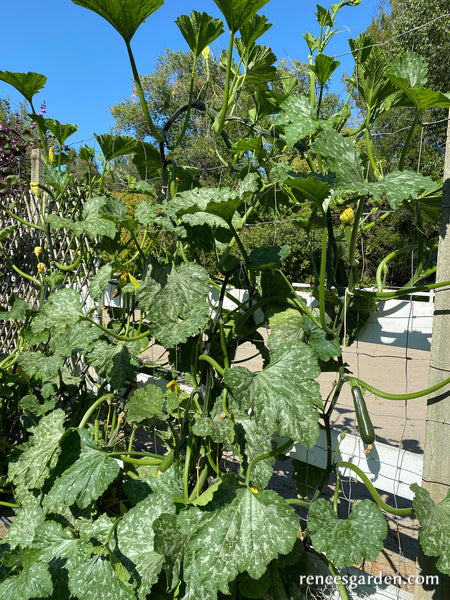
[0,293,29,321]
[176,11,224,58]
[213,0,269,34]
[309,54,340,85]
[308,499,387,568]
[274,95,318,146]
[43,428,120,510]
[44,119,78,146]
[8,410,65,498]
[95,133,136,162]
[32,288,84,334]
[310,129,364,188]
[224,336,323,446]
[411,483,450,575]
[238,13,272,47]
[69,554,136,600]
[0,559,52,600]
[87,341,133,391]
[125,384,167,424]
[137,262,210,348]
[157,476,298,599]
[71,0,164,43]
[0,71,46,103]
[132,140,161,180]
[90,263,114,302]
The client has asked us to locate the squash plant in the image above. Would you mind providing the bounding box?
[1,1,450,598]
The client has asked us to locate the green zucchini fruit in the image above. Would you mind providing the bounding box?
[351,385,375,446]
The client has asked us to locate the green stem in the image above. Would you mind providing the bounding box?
[0,202,45,232]
[198,354,225,377]
[84,317,149,342]
[286,498,310,507]
[399,110,420,171]
[183,435,193,503]
[375,245,414,292]
[308,549,349,600]
[125,41,161,141]
[346,375,450,401]
[347,197,365,293]
[365,120,380,178]
[245,439,293,488]
[319,227,336,337]
[354,279,450,300]
[0,501,20,508]
[117,455,163,466]
[173,55,197,148]
[336,461,413,515]
[215,30,235,134]
[79,394,114,428]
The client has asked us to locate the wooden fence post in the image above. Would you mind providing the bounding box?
[414,110,450,599]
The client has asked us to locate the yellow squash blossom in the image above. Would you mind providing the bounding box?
[166,379,180,394]
[340,207,355,225]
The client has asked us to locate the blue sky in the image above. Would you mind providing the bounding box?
[1,0,383,150]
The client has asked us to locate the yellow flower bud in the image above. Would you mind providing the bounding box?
[119,271,128,287]
[250,486,260,494]
[34,246,42,256]
[30,182,40,197]
[48,146,57,165]
[202,46,210,61]
[166,379,181,394]
[37,262,46,272]
[340,207,355,226]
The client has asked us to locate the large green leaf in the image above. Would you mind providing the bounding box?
[49,320,102,356]
[46,212,117,239]
[68,555,136,600]
[232,418,275,490]
[274,95,318,147]
[32,288,84,334]
[43,428,120,510]
[309,54,340,85]
[348,36,397,115]
[17,352,64,382]
[174,476,298,599]
[95,133,136,162]
[87,341,133,391]
[71,0,164,43]
[0,293,30,321]
[387,51,428,89]
[268,312,341,362]
[90,264,114,302]
[176,11,224,58]
[0,559,52,600]
[411,483,450,575]
[44,119,78,146]
[386,52,450,111]
[132,140,161,180]
[137,262,210,348]
[0,71,46,103]
[116,476,179,598]
[8,410,65,498]
[310,129,364,189]
[169,186,243,227]
[224,336,323,446]
[239,13,272,47]
[32,521,92,598]
[359,170,437,209]
[283,172,335,207]
[125,384,167,424]
[308,499,387,568]
[234,42,277,86]
[213,0,269,34]
[248,245,291,270]
[2,500,45,550]
[43,164,70,193]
